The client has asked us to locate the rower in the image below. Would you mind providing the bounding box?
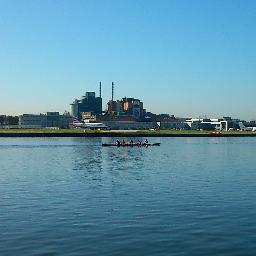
[145,139,149,144]
[122,139,126,145]
[116,140,121,146]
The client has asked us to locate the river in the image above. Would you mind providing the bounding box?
[0,137,256,255]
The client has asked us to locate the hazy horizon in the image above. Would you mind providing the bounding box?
[1,0,256,120]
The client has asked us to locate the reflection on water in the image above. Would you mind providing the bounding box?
[0,137,256,256]
[72,138,103,171]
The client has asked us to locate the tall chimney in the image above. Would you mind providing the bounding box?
[112,82,114,102]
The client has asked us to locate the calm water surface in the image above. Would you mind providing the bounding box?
[0,137,256,255]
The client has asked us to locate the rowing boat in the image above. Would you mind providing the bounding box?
[102,143,160,147]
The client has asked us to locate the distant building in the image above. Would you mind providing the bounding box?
[185,117,242,131]
[70,92,102,120]
[242,120,256,131]
[19,112,72,129]
[101,121,157,130]
[106,97,144,120]
[81,112,96,122]
[159,119,189,130]
[46,112,60,127]
[19,114,47,128]
[107,100,121,115]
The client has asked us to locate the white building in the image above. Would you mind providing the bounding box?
[186,118,238,131]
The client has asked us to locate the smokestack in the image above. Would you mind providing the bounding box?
[112,82,114,102]
[99,81,102,98]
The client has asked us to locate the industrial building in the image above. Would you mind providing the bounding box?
[103,82,145,121]
[107,97,144,120]
[70,91,102,120]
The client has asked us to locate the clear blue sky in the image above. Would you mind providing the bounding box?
[0,0,255,120]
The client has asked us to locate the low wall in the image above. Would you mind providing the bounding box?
[0,132,256,137]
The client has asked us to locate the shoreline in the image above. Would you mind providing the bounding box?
[0,130,256,137]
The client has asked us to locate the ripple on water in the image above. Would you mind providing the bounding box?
[1,137,256,255]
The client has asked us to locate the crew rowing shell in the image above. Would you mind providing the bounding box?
[102,143,160,147]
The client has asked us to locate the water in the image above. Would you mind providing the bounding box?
[0,137,256,256]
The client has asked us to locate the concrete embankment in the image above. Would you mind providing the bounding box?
[0,132,256,137]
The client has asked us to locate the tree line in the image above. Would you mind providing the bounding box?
[0,115,19,125]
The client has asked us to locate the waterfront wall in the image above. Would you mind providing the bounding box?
[0,132,256,137]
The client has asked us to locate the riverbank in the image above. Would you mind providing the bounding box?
[0,129,256,137]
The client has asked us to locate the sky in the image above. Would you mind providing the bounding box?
[0,0,255,120]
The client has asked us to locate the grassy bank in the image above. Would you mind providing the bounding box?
[0,129,255,136]
[0,129,97,133]
[133,129,256,135]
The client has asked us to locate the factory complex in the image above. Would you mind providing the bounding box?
[1,82,256,131]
